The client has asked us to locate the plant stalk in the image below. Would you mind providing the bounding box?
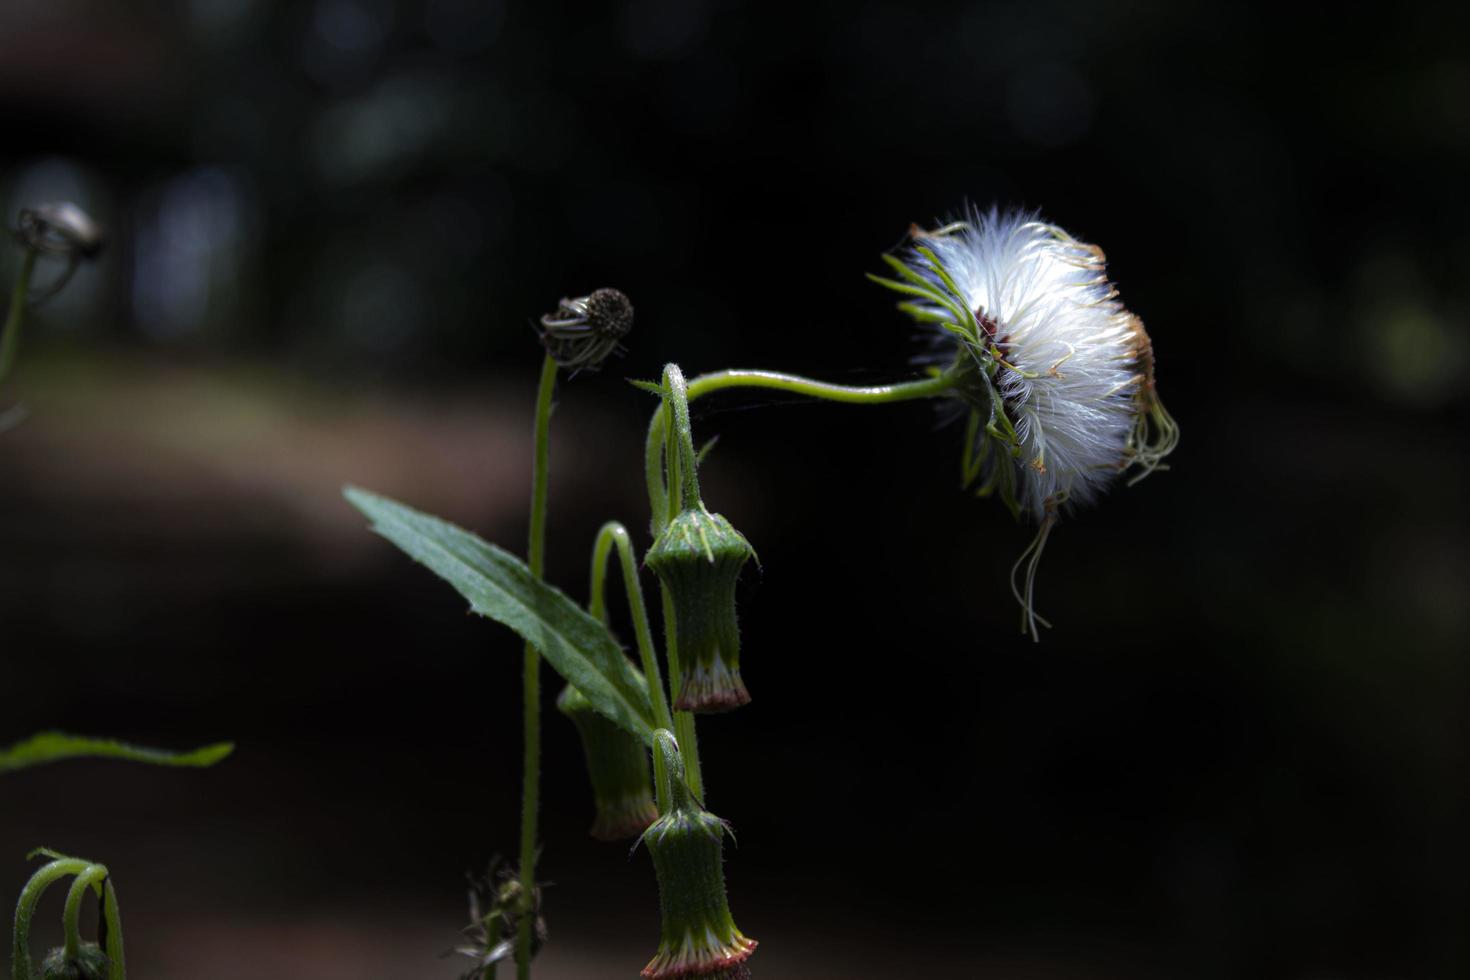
[644,368,960,535]
[515,352,558,980]
[13,857,91,980]
[639,366,960,801]
[0,248,38,388]
[650,366,706,797]
[589,520,675,810]
[61,866,104,961]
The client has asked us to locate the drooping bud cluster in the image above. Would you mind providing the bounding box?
[556,683,658,840]
[11,850,125,980]
[641,731,756,979]
[645,508,755,713]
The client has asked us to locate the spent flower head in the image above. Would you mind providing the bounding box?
[14,202,104,304]
[537,287,634,371]
[449,858,546,979]
[873,206,1177,638]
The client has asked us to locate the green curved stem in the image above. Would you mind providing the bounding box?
[100,880,124,980]
[61,866,104,961]
[588,525,617,626]
[13,858,91,980]
[651,729,688,814]
[588,522,673,733]
[589,521,675,811]
[644,368,961,536]
[661,365,702,512]
[661,585,702,800]
[647,366,707,798]
[516,352,558,980]
[0,248,38,388]
[687,368,960,405]
[638,367,962,801]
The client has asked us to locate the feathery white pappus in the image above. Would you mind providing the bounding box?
[912,208,1148,517]
[874,206,1177,639]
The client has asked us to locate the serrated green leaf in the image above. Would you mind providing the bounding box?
[344,486,655,743]
[0,733,233,774]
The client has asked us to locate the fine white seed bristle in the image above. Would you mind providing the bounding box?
[911,207,1144,521]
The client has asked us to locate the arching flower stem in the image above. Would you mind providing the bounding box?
[61,867,106,962]
[588,520,675,812]
[644,368,963,536]
[640,366,962,801]
[13,857,89,980]
[12,853,125,980]
[0,247,37,388]
[651,365,706,799]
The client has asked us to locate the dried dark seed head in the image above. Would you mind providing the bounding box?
[14,202,104,305]
[449,859,547,979]
[582,287,633,339]
[537,287,633,370]
[16,202,103,258]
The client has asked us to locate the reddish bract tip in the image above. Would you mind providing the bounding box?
[673,658,750,714]
[589,797,659,842]
[641,935,758,978]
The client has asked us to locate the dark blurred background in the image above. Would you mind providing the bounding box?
[1,1,1467,977]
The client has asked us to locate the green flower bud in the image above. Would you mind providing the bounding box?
[41,943,109,980]
[641,732,756,979]
[556,683,658,840]
[644,508,755,713]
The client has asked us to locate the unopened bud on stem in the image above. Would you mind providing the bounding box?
[640,730,756,979]
[557,683,658,840]
[645,508,755,712]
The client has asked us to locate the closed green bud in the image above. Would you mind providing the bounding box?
[41,944,109,980]
[645,508,755,713]
[557,684,658,840]
[641,732,756,979]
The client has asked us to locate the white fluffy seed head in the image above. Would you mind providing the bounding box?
[905,207,1153,522]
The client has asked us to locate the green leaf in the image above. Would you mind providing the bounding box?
[0,733,234,774]
[344,486,655,744]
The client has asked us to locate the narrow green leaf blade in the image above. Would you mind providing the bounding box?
[344,486,655,743]
[0,733,234,774]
